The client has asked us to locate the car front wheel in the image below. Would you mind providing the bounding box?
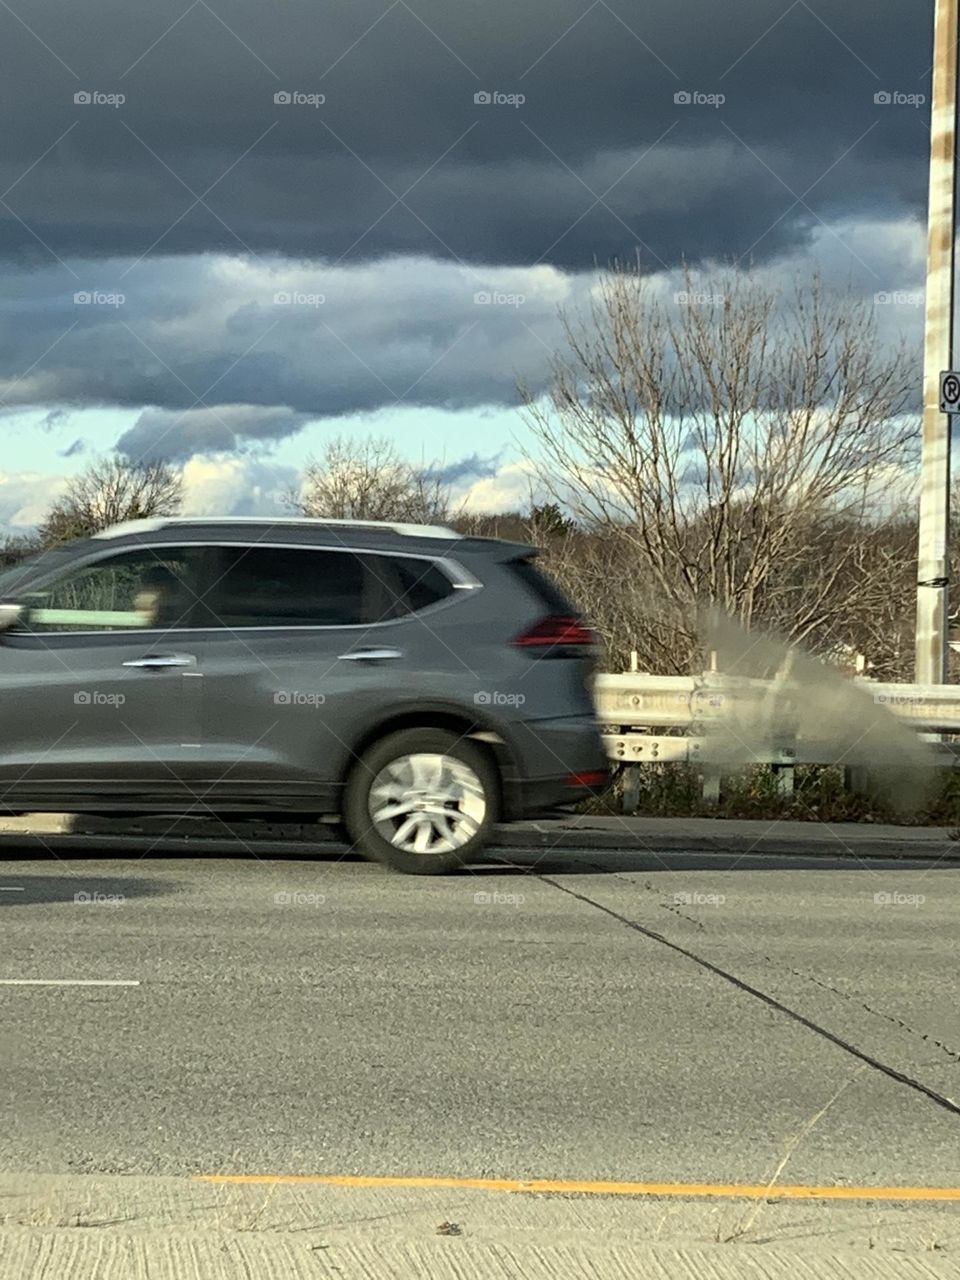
[344,728,498,874]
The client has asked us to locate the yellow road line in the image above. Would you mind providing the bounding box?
[195,1173,960,1203]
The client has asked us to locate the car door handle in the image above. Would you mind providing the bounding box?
[122,654,196,669]
[337,647,404,662]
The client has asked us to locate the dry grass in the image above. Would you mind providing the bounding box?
[718,1067,867,1244]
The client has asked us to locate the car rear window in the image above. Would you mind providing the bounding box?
[507,557,577,614]
[376,555,456,618]
[384,558,455,616]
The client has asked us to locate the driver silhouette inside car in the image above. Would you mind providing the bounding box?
[133,566,182,629]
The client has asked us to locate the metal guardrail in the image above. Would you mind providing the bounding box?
[593,672,960,769]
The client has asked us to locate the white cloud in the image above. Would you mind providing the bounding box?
[180,455,298,518]
[0,471,69,531]
[456,459,541,513]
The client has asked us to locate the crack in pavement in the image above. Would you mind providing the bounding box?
[535,874,960,1121]
[505,853,960,1072]
[646,892,960,1068]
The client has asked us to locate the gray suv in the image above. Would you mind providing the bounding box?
[0,518,608,873]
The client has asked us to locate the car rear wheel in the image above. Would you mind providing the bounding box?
[344,728,498,873]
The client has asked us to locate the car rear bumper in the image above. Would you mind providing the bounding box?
[499,714,609,819]
[502,772,610,820]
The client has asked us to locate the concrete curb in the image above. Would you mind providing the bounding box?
[496,823,960,860]
[0,813,958,861]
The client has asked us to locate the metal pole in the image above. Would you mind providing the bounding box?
[916,0,959,684]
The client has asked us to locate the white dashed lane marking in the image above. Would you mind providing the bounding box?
[0,979,140,987]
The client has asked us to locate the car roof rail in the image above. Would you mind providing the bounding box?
[92,516,461,540]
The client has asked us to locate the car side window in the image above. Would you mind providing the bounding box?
[25,548,201,632]
[208,546,368,627]
[366,554,456,619]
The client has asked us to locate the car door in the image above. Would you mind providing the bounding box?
[179,541,464,810]
[0,544,212,808]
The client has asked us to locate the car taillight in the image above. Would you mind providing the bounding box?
[513,614,596,648]
[566,770,609,788]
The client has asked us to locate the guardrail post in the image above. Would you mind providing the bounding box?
[700,767,721,806]
[772,763,794,798]
[772,748,796,799]
[621,763,640,813]
[844,765,870,796]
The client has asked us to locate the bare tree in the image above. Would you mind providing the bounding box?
[824,513,916,682]
[523,265,918,671]
[293,435,455,524]
[40,456,183,545]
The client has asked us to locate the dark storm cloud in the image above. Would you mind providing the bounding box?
[429,452,505,484]
[0,0,930,271]
[0,226,927,454]
[115,404,311,461]
[0,254,589,453]
[40,407,69,431]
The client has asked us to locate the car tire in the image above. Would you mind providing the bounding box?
[343,728,499,874]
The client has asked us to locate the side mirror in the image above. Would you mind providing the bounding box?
[0,601,28,633]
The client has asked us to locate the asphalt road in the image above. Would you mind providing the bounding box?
[1,839,959,1192]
